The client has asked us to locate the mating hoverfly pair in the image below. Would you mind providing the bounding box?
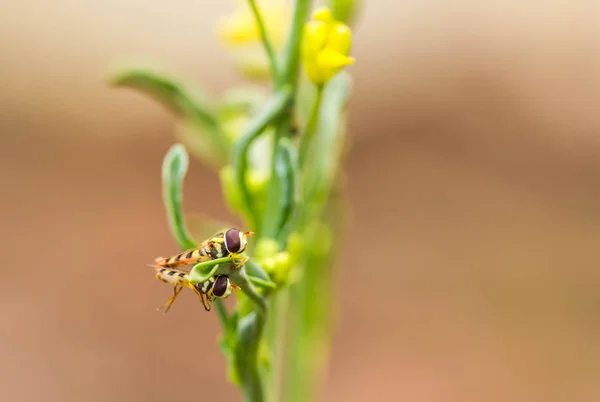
[152,228,254,313]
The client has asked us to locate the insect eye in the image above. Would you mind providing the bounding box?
[212,276,229,298]
[224,228,242,253]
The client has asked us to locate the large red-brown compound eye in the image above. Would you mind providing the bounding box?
[212,276,230,298]
[224,228,242,253]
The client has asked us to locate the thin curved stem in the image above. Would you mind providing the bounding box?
[297,85,324,168]
[232,89,293,229]
[278,0,312,88]
[214,299,229,329]
[248,0,280,85]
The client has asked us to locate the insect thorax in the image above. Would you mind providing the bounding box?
[198,278,215,294]
[205,239,228,259]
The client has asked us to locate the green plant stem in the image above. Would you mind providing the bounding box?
[265,288,290,402]
[262,0,312,238]
[236,310,267,402]
[247,0,280,85]
[232,89,293,230]
[235,270,268,402]
[214,299,229,329]
[282,73,352,402]
[297,85,323,168]
[285,237,335,402]
[249,276,277,289]
[278,0,312,89]
[275,139,299,245]
[257,2,313,401]
[303,73,351,216]
[232,2,313,401]
[261,136,297,239]
[328,0,362,25]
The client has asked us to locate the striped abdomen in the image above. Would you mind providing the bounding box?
[154,267,217,295]
[155,247,210,267]
[154,241,228,268]
[155,267,190,286]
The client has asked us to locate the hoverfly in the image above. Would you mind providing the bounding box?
[154,266,239,313]
[154,228,254,270]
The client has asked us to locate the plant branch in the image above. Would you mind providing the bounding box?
[112,70,228,157]
[261,0,312,242]
[261,137,297,240]
[297,85,324,168]
[278,0,312,89]
[232,89,293,229]
[214,299,229,329]
[282,72,352,402]
[247,0,280,85]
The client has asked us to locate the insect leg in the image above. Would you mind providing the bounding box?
[232,255,249,270]
[191,286,212,312]
[201,291,212,311]
[157,285,184,314]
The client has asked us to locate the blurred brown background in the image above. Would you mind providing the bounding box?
[1,1,600,401]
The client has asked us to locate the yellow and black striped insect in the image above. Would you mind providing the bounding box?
[154,266,239,313]
[154,228,254,270]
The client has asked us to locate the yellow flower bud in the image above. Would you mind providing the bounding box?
[312,7,333,22]
[217,0,291,80]
[302,7,355,85]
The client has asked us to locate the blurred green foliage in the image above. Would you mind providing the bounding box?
[111,1,356,401]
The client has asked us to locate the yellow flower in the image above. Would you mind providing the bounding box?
[301,7,355,86]
[217,0,291,79]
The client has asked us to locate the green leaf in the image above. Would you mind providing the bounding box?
[161,144,196,250]
[304,72,352,211]
[222,310,242,385]
[261,136,297,240]
[248,276,277,289]
[235,312,265,402]
[232,88,294,229]
[217,86,269,120]
[188,259,228,284]
[275,138,299,245]
[110,68,216,127]
[111,68,228,163]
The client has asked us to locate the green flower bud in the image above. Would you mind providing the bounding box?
[255,238,279,259]
[329,0,361,25]
[245,169,269,198]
